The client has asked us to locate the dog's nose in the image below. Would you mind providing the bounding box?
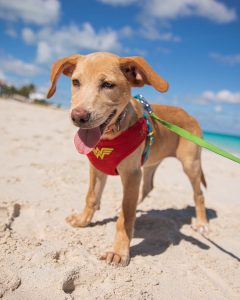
[71,108,91,125]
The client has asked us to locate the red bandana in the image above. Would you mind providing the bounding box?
[87,118,147,175]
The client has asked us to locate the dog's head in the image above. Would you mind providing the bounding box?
[47,52,168,152]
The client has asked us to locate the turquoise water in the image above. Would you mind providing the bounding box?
[203,131,240,155]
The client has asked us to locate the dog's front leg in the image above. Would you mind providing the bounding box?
[100,160,142,266]
[66,163,107,227]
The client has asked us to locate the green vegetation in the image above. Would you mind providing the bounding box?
[33,99,50,106]
[0,81,60,108]
[0,82,35,98]
[17,84,35,98]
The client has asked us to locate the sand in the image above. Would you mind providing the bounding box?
[0,98,239,300]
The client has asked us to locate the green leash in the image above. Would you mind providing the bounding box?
[134,94,240,164]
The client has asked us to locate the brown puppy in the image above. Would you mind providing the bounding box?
[47,52,208,266]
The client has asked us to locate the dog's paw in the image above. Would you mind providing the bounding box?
[66,211,93,228]
[192,222,209,234]
[99,251,130,267]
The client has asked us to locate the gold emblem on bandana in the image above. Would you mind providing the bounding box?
[92,147,114,160]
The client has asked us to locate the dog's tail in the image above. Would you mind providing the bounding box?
[201,167,207,188]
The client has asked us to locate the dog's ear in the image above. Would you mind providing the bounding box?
[119,56,169,93]
[47,54,82,98]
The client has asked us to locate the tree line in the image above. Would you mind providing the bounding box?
[0,82,35,98]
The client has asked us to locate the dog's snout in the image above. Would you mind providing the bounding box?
[71,108,91,125]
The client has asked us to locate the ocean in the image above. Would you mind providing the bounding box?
[203,131,240,155]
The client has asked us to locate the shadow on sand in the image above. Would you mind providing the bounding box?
[131,206,216,257]
[90,206,216,255]
[90,205,240,262]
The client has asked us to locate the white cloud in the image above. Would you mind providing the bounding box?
[22,27,36,44]
[21,23,123,64]
[201,90,240,104]
[139,0,236,41]
[157,46,171,54]
[0,55,42,77]
[5,27,17,38]
[98,0,237,23]
[0,0,60,25]
[0,70,6,80]
[98,0,237,42]
[119,26,134,37]
[145,0,236,23]
[36,41,53,63]
[140,21,181,41]
[98,0,137,6]
[209,52,240,66]
[36,83,50,94]
[214,105,222,113]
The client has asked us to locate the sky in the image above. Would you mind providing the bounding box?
[0,0,240,135]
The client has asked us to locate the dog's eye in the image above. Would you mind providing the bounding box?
[101,81,115,89]
[72,79,80,87]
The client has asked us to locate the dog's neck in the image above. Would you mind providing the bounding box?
[104,106,129,134]
[102,98,142,140]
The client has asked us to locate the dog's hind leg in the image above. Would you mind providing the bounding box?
[139,163,160,203]
[66,164,107,227]
[177,143,208,233]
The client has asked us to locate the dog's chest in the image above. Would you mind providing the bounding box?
[87,118,147,175]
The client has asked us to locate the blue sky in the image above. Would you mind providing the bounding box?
[0,0,240,135]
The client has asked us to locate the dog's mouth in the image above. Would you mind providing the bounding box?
[74,110,117,155]
[99,109,117,134]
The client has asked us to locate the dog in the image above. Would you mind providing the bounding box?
[47,52,208,266]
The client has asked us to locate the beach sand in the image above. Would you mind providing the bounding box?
[0,98,239,300]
